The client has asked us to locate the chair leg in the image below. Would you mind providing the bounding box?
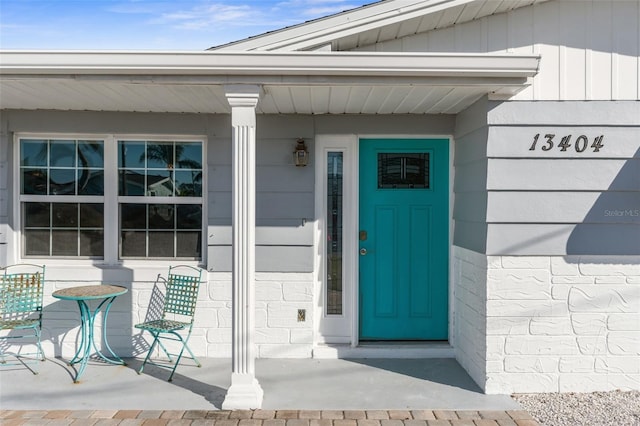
[167,331,197,382]
[167,333,188,382]
[30,327,45,375]
[167,334,184,381]
[138,332,160,375]
[182,335,201,368]
[35,327,46,362]
[0,329,44,373]
[155,338,174,362]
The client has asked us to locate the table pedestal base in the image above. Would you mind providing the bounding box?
[68,296,126,383]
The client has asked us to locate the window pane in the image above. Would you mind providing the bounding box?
[24,202,50,227]
[177,232,201,257]
[177,205,202,229]
[80,230,104,257]
[175,170,201,197]
[78,141,104,168]
[121,204,146,229]
[49,169,76,195]
[378,153,429,189]
[52,230,78,256]
[147,170,173,196]
[119,170,145,196]
[118,141,145,168]
[176,142,202,169]
[149,204,174,229]
[148,231,174,257]
[22,169,47,195]
[327,152,343,315]
[21,139,104,198]
[24,230,49,256]
[146,142,174,169]
[21,140,48,167]
[78,169,104,195]
[116,140,203,260]
[23,202,103,258]
[52,203,78,227]
[121,231,146,257]
[50,141,76,167]
[120,203,201,260]
[80,204,104,228]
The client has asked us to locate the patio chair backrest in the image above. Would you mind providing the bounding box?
[0,264,45,322]
[162,265,202,320]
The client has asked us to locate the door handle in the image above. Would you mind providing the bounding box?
[359,248,367,256]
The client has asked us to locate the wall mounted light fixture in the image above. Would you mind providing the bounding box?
[293,138,309,167]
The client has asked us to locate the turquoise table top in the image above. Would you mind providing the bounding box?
[52,285,127,301]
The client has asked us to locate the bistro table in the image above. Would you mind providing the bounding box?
[52,285,128,383]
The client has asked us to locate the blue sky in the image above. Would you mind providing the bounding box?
[0,0,372,50]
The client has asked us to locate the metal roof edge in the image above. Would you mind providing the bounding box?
[0,50,540,79]
[210,0,477,52]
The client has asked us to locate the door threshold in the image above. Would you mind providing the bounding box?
[312,342,454,359]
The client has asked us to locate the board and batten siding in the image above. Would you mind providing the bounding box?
[353,0,640,102]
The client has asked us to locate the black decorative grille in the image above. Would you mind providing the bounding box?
[377,153,429,189]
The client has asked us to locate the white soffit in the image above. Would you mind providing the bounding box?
[0,50,539,114]
[212,0,550,52]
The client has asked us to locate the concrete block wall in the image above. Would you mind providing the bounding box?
[16,267,314,360]
[484,255,640,393]
[452,246,488,390]
[205,272,314,358]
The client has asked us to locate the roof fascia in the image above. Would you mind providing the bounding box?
[212,0,477,51]
[0,50,539,79]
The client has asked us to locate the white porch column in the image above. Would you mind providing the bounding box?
[222,85,264,409]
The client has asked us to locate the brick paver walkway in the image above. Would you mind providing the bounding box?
[0,409,540,425]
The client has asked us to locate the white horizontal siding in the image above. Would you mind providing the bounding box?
[357,0,640,101]
[482,100,640,256]
[487,126,640,158]
[487,192,640,224]
[486,223,640,255]
[487,159,639,191]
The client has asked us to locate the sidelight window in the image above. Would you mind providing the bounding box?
[326,152,343,315]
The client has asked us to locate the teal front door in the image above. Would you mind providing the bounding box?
[359,138,449,340]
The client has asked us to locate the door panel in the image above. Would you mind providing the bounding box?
[359,138,448,340]
[374,206,397,317]
[409,206,431,318]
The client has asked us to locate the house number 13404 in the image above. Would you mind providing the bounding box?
[529,133,604,152]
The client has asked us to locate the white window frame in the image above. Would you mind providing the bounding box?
[313,135,358,344]
[13,133,207,267]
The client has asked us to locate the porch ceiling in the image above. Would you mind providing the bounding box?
[0,50,539,115]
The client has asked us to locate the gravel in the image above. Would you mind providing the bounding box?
[512,390,640,426]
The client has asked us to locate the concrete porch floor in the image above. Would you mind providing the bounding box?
[0,357,520,412]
